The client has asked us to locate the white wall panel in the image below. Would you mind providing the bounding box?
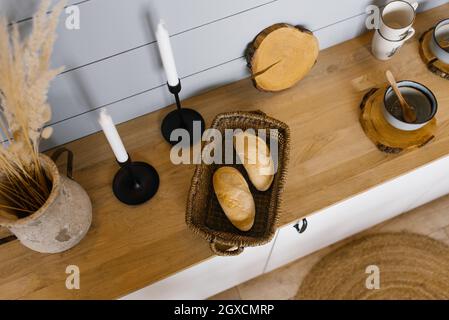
[41,56,249,149]
[1,0,447,149]
[51,0,273,71]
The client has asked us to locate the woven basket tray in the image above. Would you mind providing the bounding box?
[186,111,290,256]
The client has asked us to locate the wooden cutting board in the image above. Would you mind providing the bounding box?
[246,23,319,92]
[360,87,436,154]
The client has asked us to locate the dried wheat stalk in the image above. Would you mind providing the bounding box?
[0,0,65,220]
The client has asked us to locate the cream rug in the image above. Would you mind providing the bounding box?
[295,232,449,299]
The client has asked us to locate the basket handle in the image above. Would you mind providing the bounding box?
[249,110,267,116]
[210,239,244,256]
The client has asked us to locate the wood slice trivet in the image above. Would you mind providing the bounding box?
[245,23,319,92]
[419,28,449,80]
[360,87,436,154]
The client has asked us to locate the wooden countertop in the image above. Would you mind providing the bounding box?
[1,4,449,299]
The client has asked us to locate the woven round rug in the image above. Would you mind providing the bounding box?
[295,233,449,300]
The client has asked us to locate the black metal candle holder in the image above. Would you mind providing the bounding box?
[161,79,205,146]
[112,155,159,205]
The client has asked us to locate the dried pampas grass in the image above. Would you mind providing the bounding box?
[0,0,65,219]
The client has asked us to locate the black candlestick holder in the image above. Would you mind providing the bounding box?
[161,79,205,146]
[112,155,159,205]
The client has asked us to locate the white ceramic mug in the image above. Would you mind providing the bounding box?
[372,28,415,60]
[380,0,418,41]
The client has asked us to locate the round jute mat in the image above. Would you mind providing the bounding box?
[295,233,449,300]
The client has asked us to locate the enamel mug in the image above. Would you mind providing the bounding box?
[382,80,437,131]
[372,28,415,60]
[380,0,418,41]
[430,19,449,64]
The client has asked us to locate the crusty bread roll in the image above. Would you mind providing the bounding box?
[234,131,274,191]
[213,167,256,231]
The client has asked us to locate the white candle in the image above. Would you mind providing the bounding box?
[155,20,179,87]
[98,110,129,163]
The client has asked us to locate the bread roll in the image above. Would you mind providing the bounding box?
[213,167,255,231]
[234,132,274,191]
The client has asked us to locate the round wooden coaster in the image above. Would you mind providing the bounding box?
[419,28,449,80]
[359,87,436,154]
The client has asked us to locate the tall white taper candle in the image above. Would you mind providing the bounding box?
[98,110,129,163]
[155,20,179,86]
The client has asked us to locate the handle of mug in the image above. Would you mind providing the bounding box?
[411,2,419,10]
[404,27,415,41]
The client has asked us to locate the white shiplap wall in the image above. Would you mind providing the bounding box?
[0,0,447,149]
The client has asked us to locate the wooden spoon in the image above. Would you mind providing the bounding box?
[385,70,417,123]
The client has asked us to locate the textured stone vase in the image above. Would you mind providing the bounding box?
[0,152,92,253]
